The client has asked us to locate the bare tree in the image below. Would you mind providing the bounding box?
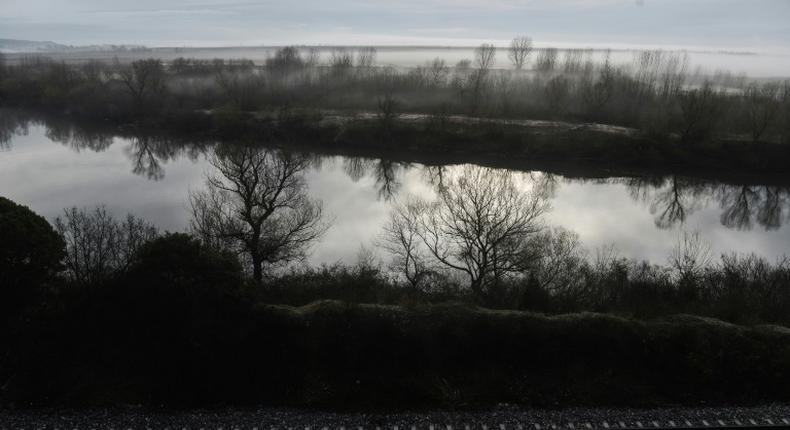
[215,66,263,110]
[80,60,106,84]
[427,58,449,87]
[545,75,571,115]
[508,36,533,70]
[329,48,354,76]
[356,47,377,69]
[668,230,712,283]
[386,166,548,298]
[380,198,434,289]
[535,48,558,72]
[744,83,781,143]
[55,206,159,285]
[189,145,328,282]
[475,44,496,71]
[305,48,320,67]
[118,59,166,107]
[781,81,790,144]
[677,81,724,143]
[466,44,497,111]
[526,227,586,297]
[266,46,304,73]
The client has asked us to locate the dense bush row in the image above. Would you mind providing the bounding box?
[8,297,790,408]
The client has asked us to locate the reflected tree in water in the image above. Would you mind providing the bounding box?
[124,135,183,181]
[45,121,113,153]
[0,110,29,151]
[626,175,790,231]
[422,165,448,189]
[717,185,790,231]
[342,157,372,182]
[341,156,405,201]
[757,187,788,230]
[526,171,561,199]
[627,176,709,229]
[718,185,760,230]
[43,119,207,181]
[373,159,403,201]
[189,144,328,282]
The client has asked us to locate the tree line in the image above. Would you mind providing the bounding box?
[1,39,790,145]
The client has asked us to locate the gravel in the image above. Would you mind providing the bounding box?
[2,405,790,429]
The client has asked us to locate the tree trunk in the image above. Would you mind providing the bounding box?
[252,255,263,283]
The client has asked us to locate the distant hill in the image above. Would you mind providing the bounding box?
[0,39,151,54]
[0,38,70,53]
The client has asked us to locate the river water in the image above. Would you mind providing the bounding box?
[1,119,788,266]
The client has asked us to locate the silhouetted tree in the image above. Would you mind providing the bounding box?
[118,59,166,108]
[380,198,433,289]
[427,58,449,86]
[54,206,159,285]
[545,75,571,115]
[266,46,304,74]
[781,81,790,144]
[677,81,724,143]
[389,166,547,299]
[356,47,377,69]
[669,230,712,285]
[0,197,64,323]
[329,48,353,77]
[744,83,780,143]
[126,233,243,294]
[525,227,585,299]
[466,44,496,112]
[508,36,533,70]
[189,145,328,282]
[535,48,558,72]
[0,52,6,83]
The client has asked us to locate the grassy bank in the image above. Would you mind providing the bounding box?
[7,300,790,409]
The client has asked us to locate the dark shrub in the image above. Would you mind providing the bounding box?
[7,233,248,406]
[125,232,242,291]
[0,196,64,324]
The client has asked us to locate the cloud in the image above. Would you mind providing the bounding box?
[0,0,787,51]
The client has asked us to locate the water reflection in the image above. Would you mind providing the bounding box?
[0,109,30,151]
[44,120,113,153]
[3,113,790,236]
[342,157,406,201]
[624,176,790,231]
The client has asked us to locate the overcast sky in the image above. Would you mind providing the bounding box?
[1,0,789,52]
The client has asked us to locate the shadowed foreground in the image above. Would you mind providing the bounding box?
[7,300,790,409]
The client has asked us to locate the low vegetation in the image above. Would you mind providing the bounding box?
[2,187,790,408]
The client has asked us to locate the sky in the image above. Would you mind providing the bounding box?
[1,0,789,52]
